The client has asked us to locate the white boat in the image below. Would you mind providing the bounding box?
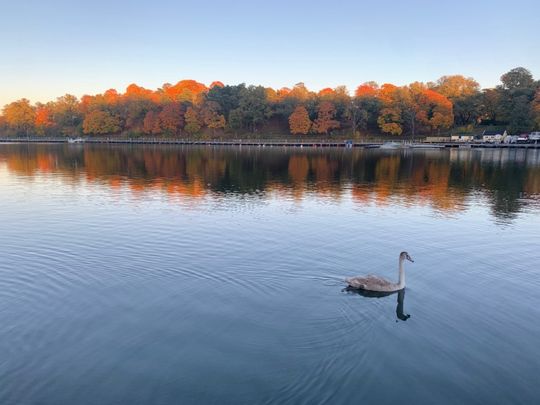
[380,142,404,149]
[67,137,85,144]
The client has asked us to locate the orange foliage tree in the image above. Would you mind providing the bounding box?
[2,99,35,135]
[355,82,379,98]
[415,90,454,132]
[34,105,54,135]
[288,106,312,135]
[162,80,207,104]
[376,85,421,136]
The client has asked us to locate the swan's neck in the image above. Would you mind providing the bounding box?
[398,258,405,289]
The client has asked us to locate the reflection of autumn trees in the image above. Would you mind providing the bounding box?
[287,155,309,184]
[1,145,539,218]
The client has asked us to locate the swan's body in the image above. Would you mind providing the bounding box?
[346,251,414,292]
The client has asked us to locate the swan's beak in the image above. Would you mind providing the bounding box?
[407,256,414,263]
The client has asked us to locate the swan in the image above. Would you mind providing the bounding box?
[346,251,414,292]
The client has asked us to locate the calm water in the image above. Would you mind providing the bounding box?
[1,144,540,404]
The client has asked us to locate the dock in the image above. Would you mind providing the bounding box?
[0,137,539,149]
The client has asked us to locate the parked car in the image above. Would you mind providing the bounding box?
[517,134,529,144]
[529,132,540,143]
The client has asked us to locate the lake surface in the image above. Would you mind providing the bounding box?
[1,144,540,404]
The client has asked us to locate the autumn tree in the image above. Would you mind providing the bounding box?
[52,94,83,136]
[143,111,162,135]
[208,115,226,134]
[162,80,207,104]
[432,75,481,126]
[123,83,158,132]
[376,85,410,135]
[312,101,339,134]
[377,108,403,135]
[319,86,350,120]
[415,90,453,133]
[288,82,312,102]
[159,103,184,135]
[201,101,226,135]
[209,81,224,89]
[184,107,201,135]
[434,75,480,99]
[83,110,121,135]
[355,82,379,98]
[288,106,311,135]
[351,82,382,134]
[35,104,54,135]
[2,99,35,135]
[318,88,335,98]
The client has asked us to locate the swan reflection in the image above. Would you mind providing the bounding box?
[344,287,410,322]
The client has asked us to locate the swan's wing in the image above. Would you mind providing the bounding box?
[346,275,394,290]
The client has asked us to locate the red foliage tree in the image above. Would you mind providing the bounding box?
[143,111,161,135]
[159,103,185,135]
[312,101,339,134]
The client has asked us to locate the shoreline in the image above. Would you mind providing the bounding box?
[0,137,539,149]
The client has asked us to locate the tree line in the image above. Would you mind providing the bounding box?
[1,67,539,138]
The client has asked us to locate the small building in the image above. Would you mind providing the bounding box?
[451,134,474,142]
[482,130,507,143]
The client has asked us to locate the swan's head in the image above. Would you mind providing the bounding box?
[400,251,414,263]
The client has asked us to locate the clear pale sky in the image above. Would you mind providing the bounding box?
[1,0,539,106]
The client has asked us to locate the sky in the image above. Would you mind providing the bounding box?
[1,0,539,106]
